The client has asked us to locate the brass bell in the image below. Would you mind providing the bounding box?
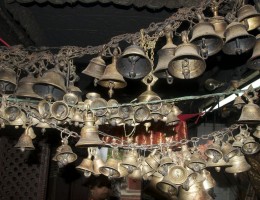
[237,4,260,31]
[121,150,138,173]
[168,31,206,79]
[187,153,206,172]
[56,139,77,165]
[14,131,35,151]
[145,149,161,169]
[233,95,245,109]
[168,165,188,185]
[134,105,151,123]
[253,125,260,138]
[166,112,179,126]
[190,15,223,57]
[225,154,251,174]
[222,22,256,55]
[247,34,260,70]
[117,45,152,79]
[117,161,129,177]
[75,113,103,147]
[221,142,239,162]
[201,169,216,190]
[204,143,223,163]
[149,172,164,189]
[107,99,119,115]
[86,92,101,101]
[38,100,51,118]
[82,54,106,80]
[50,101,69,120]
[0,67,17,94]
[156,175,178,195]
[209,4,227,38]
[25,126,36,139]
[158,156,173,175]
[9,111,26,128]
[90,97,108,117]
[4,105,22,122]
[204,78,225,91]
[241,136,260,155]
[118,105,133,119]
[63,84,82,105]
[108,112,123,126]
[238,101,260,124]
[70,108,84,127]
[128,168,142,180]
[98,49,127,98]
[93,149,105,175]
[206,158,232,172]
[15,74,43,100]
[179,182,213,200]
[76,158,94,178]
[33,69,66,101]
[154,25,176,83]
[99,158,121,179]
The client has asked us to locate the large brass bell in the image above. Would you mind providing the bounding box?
[253,125,260,138]
[75,113,103,147]
[222,22,256,55]
[14,131,35,151]
[225,154,251,174]
[241,136,260,155]
[82,54,106,81]
[15,74,43,100]
[55,139,78,165]
[247,34,260,70]
[33,69,66,101]
[99,158,120,179]
[116,45,152,79]
[50,101,69,120]
[201,169,216,190]
[168,31,206,79]
[0,67,17,94]
[221,142,239,162]
[154,25,175,83]
[190,15,223,57]
[98,49,127,98]
[238,100,260,123]
[237,4,260,31]
[204,143,223,163]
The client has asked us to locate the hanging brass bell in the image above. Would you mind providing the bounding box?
[233,95,245,109]
[107,99,119,115]
[76,158,94,177]
[179,182,213,200]
[121,150,138,173]
[206,158,232,171]
[158,156,173,175]
[204,143,223,163]
[33,69,66,101]
[253,125,260,138]
[247,34,260,70]
[241,136,260,155]
[221,142,239,162]
[15,74,43,100]
[168,31,206,79]
[117,161,129,177]
[190,15,223,57]
[149,172,164,189]
[187,153,206,172]
[238,101,260,124]
[128,168,142,180]
[222,22,256,55]
[209,5,227,38]
[154,25,175,83]
[166,112,179,126]
[156,175,178,195]
[116,45,152,79]
[225,154,251,174]
[145,149,161,170]
[56,142,78,166]
[90,97,108,117]
[14,131,35,151]
[63,84,82,105]
[0,67,17,94]
[99,158,121,178]
[75,113,103,147]
[237,4,260,31]
[50,101,69,120]
[4,105,22,122]
[118,105,133,119]
[108,112,123,126]
[134,105,151,123]
[70,108,84,126]
[93,150,105,175]
[201,169,216,190]
[168,165,188,185]
[38,100,51,118]
[25,126,36,139]
[82,55,106,80]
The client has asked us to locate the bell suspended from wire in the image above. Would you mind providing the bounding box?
[33,68,66,101]
[121,150,138,173]
[238,99,260,124]
[0,67,17,94]
[116,44,152,79]
[76,148,94,178]
[237,4,260,31]
[14,127,35,152]
[222,22,256,55]
[187,153,207,172]
[56,137,77,166]
[201,169,216,190]
[204,142,223,163]
[190,14,223,58]
[154,25,175,84]
[168,165,188,185]
[156,175,178,195]
[247,34,260,70]
[98,48,127,98]
[168,31,206,79]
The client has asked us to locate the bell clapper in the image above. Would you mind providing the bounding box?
[201,38,209,59]
[235,38,242,55]
[108,82,114,98]
[182,59,190,79]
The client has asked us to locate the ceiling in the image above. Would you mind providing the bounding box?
[0,0,259,122]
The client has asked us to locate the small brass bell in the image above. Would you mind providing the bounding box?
[247,34,260,70]
[156,175,178,195]
[118,105,133,119]
[90,97,108,117]
[179,182,213,200]
[238,100,260,124]
[38,100,51,118]
[108,112,123,126]
[107,99,119,115]
[99,158,121,179]
[187,153,206,172]
[82,54,106,80]
[93,149,105,175]
[237,4,260,31]
[222,22,256,55]
[14,131,35,151]
[253,125,260,138]
[225,154,251,174]
[209,4,227,38]
[75,113,103,147]
[9,111,26,128]
[168,31,206,79]
[4,105,22,122]
[63,84,82,105]
[121,150,138,173]
[15,74,43,100]
[154,25,175,83]
[145,149,161,170]
[117,161,129,177]
[117,45,152,79]
[50,101,69,120]
[76,158,94,177]
[241,136,260,155]
[221,142,239,162]
[233,96,245,109]
[33,68,66,101]
[56,139,78,166]
[134,105,151,123]
[149,172,163,189]
[25,126,36,139]
[204,143,223,163]
[70,108,84,127]
[190,14,223,57]
[201,169,216,190]
[0,67,17,94]
[168,165,188,185]
[128,168,142,180]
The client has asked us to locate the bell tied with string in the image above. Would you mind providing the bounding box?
[168,31,206,79]
[15,74,43,100]
[33,68,66,101]
[237,4,260,31]
[98,49,127,98]
[222,22,256,55]
[190,14,223,58]
[116,44,152,79]
[247,34,260,70]
[154,25,175,83]
[0,67,17,94]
